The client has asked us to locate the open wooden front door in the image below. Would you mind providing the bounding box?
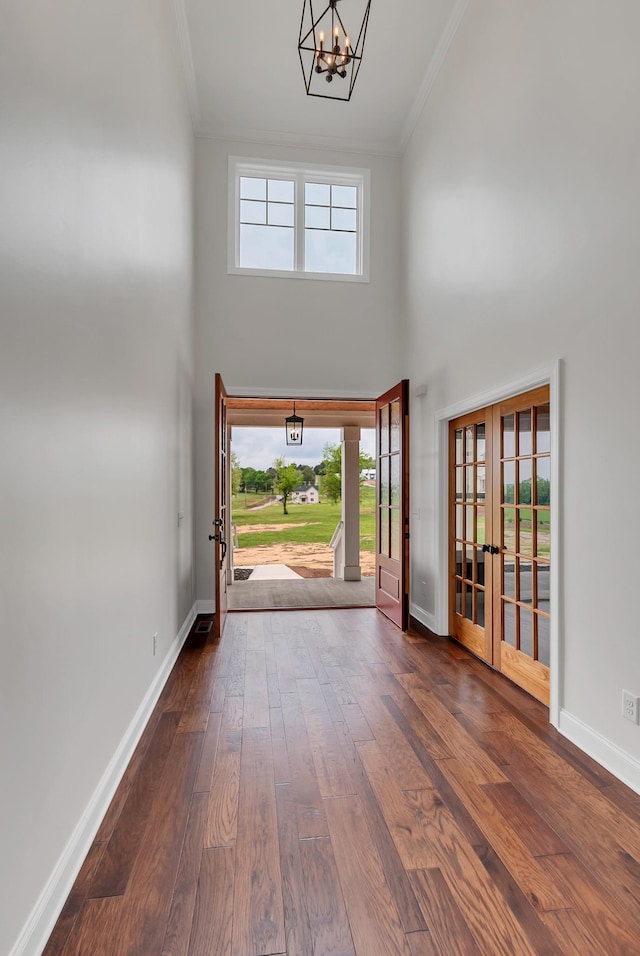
[375,380,410,630]
[213,373,229,640]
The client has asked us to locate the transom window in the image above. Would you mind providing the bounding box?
[229,158,369,281]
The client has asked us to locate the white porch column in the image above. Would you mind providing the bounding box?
[340,426,361,581]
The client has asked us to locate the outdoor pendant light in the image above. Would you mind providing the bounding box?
[298,0,372,101]
[285,403,304,445]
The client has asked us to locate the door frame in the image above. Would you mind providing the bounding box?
[434,361,561,727]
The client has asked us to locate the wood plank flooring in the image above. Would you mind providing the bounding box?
[44,609,640,955]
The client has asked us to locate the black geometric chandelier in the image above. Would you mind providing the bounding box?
[298,0,372,102]
[285,403,304,445]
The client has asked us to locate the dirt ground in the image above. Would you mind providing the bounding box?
[233,542,376,576]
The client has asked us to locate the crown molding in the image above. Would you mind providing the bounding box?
[170,0,201,129]
[194,126,401,159]
[399,0,471,154]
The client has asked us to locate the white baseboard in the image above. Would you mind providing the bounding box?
[559,708,640,796]
[410,601,440,635]
[196,599,215,614]
[10,602,198,956]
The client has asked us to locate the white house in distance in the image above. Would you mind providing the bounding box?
[291,484,320,504]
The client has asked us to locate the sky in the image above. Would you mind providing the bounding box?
[231,426,375,470]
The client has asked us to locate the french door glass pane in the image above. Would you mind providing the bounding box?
[518,510,534,555]
[503,603,516,646]
[536,563,550,612]
[504,508,516,553]
[537,512,551,558]
[503,461,515,503]
[380,508,389,556]
[504,560,516,599]
[518,410,532,456]
[390,509,400,560]
[536,457,551,504]
[520,608,533,656]
[465,467,474,500]
[477,505,485,544]
[519,562,533,603]
[465,506,474,541]
[380,407,389,455]
[390,455,400,505]
[518,459,532,504]
[477,465,486,501]
[465,426,474,462]
[503,414,515,458]
[465,544,474,582]
[536,404,551,453]
[477,423,486,461]
[380,457,389,506]
[477,588,485,626]
[390,401,400,452]
[455,429,464,464]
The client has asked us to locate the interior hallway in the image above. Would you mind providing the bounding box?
[42,608,640,955]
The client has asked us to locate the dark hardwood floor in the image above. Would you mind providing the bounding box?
[43,609,640,955]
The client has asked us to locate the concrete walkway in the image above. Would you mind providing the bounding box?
[243,564,302,581]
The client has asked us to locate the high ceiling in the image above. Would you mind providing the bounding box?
[178,0,468,156]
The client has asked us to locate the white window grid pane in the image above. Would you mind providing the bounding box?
[240,199,266,224]
[331,184,357,208]
[305,181,358,234]
[268,202,295,227]
[232,158,367,279]
[305,182,331,205]
[268,179,294,203]
[240,176,266,200]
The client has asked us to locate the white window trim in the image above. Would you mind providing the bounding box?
[227,156,370,282]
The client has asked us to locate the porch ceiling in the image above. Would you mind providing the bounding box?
[226,397,376,429]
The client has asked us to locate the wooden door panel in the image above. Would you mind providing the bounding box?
[449,408,494,663]
[449,387,551,705]
[493,387,551,704]
[214,373,228,640]
[375,381,409,630]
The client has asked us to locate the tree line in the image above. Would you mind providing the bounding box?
[232,444,376,514]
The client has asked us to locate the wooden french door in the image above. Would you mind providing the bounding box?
[450,386,551,704]
[213,373,229,639]
[376,381,409,630]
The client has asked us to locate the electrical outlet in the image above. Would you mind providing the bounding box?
[622,690,639,723]
[153,632,158,656]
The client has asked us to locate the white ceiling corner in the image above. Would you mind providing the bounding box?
[170,0,201,129]
[399,0,471,154]
[176,0,467,157]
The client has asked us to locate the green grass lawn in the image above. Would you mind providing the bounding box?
[232,485,376,552]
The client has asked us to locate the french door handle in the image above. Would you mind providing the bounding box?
[482,544,500,555]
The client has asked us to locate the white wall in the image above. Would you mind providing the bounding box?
[194,139,402,599]
[403,1,640,778]
[0,3,195,953]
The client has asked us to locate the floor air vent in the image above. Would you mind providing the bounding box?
[194,620,212,634]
